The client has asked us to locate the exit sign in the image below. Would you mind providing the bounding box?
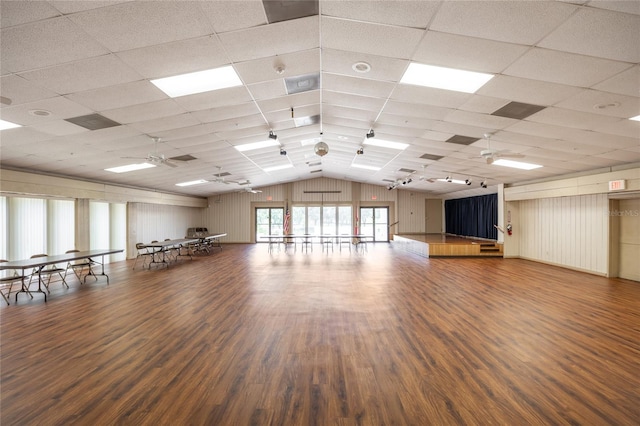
[609,180,626,191]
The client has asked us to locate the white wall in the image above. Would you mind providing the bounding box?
[618,198,640,281]
[518,194,609,275]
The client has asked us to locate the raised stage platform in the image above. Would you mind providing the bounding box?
[393,234,503,258]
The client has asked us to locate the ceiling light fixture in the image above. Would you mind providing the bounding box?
[480,180,488,188]
[493,159,542,170]
[269,131,278,140]
[280,148,287,156]
[150,65,242,98]
[0,119,22,131]
[105,163,156,173]
[263,164,293,172]
[356,147,364,155]
[438,177,467,185]
[400,63,494,93]
[465,179,472,186]
[366,129,375,139]
[234,139,280,152]
[364,138,409,150]
[352,61,371,73]
[176,179,208,187]
[629,115,640,122]
[351,164,380,171]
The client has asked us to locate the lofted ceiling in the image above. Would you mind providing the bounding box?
[0,0,638,198]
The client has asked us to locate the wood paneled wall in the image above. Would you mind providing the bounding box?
[517,194,609,275]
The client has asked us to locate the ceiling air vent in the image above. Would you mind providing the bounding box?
[397,168,416,174]
[446,135,479,145]
[285,73,320,95]
[65,113,121,131]
[170,154,197,162]
[263,0,318,24]
[420,153,444,161]
[491,101,545,120]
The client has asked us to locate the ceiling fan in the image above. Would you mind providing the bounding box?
[212,166,230,184]
[123,136,178,168]
[239,187,262,194]
[477,133,524,164]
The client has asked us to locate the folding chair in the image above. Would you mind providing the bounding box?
[65,250,98,284]
[28,254,68,294]
[133,243,154,270]
[0,260,31,305]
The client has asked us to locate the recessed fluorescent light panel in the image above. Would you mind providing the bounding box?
[0,119,22,130]
[263,164,293,172]
[234,139,280,152]
[363,138,409,150]
[351,164,381,171]
[151,66,242,98]
[105,163,156,173]
[493,159,542,170]
[176,179,208,187]
[437,178,467,185]
[400,63,494,93]
[630,115,640,121]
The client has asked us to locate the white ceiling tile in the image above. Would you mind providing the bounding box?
[19,54,143,94]
[172,86,253,112]
[526,107,622,131]
[247,80,288,101]
[199,1,267,33]
[65,80,167,112]
[49,1,134,14]
[0,17,108,73]
[555,89,640,118]
[30,120,89,136]
[503,48,632,88]
[101,99,186,124]
[322,49,408,83]
[322,16,424,59]
[457,96,511,115]
[256,91,320,113]
[0,96,94,125]
[128,113,202,134]
[478,75,583,106]
[538,7,640,62]
[588,1,640,15]
[391,85,472,109]
[597,149,640,162]
[413,31,529,74]
[383,100,451,121]
[592,119,640,139]
[116,36,230,80]
[0,75,58,107]
[321,0,438,28]
[593,65,640,97]
[219,17,319,63]
[429,1,577,45]
[323,74,395,99]
[0,127,56,147]
[0,1,61,28]
[190,103,262,125]
[323,91,387,112]
[235,50,320,85]
[444,110,518,131]
[69,2,212,52]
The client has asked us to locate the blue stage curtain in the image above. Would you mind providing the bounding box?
[445,194,498,240]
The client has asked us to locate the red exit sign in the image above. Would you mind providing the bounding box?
[609,180,626,191]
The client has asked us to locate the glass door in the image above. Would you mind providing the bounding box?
[359,207,389,242]
[256,207,284,242]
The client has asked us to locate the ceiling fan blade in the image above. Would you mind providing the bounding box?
[163,160,178,168]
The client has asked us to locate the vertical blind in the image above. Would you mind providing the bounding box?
[445,194,498,240]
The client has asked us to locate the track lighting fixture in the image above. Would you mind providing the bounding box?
[446,176,452,182]
[480,180,488,188]
[280,148,287,156]
[356,147,364,155]
[402,178,412,185]
[465,179,472,185]
[268,131,278,140]
[366,129,375,139]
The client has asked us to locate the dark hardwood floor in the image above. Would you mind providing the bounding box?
[1,243,639,425]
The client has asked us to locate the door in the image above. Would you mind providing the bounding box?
[255,207,284,242]
[360,207,389,242]
[426,199,443,233]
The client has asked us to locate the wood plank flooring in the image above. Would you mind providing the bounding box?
[1,243,639,425]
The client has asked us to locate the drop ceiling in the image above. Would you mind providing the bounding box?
[0,0,638,198]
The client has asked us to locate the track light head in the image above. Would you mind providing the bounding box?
[268,131,278,140]
[366,129,375,139]
[356,147,364,155]
[280,148,287,156]
[465,179,472,185]
[445,175,452,182]
[480,180,488,188]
